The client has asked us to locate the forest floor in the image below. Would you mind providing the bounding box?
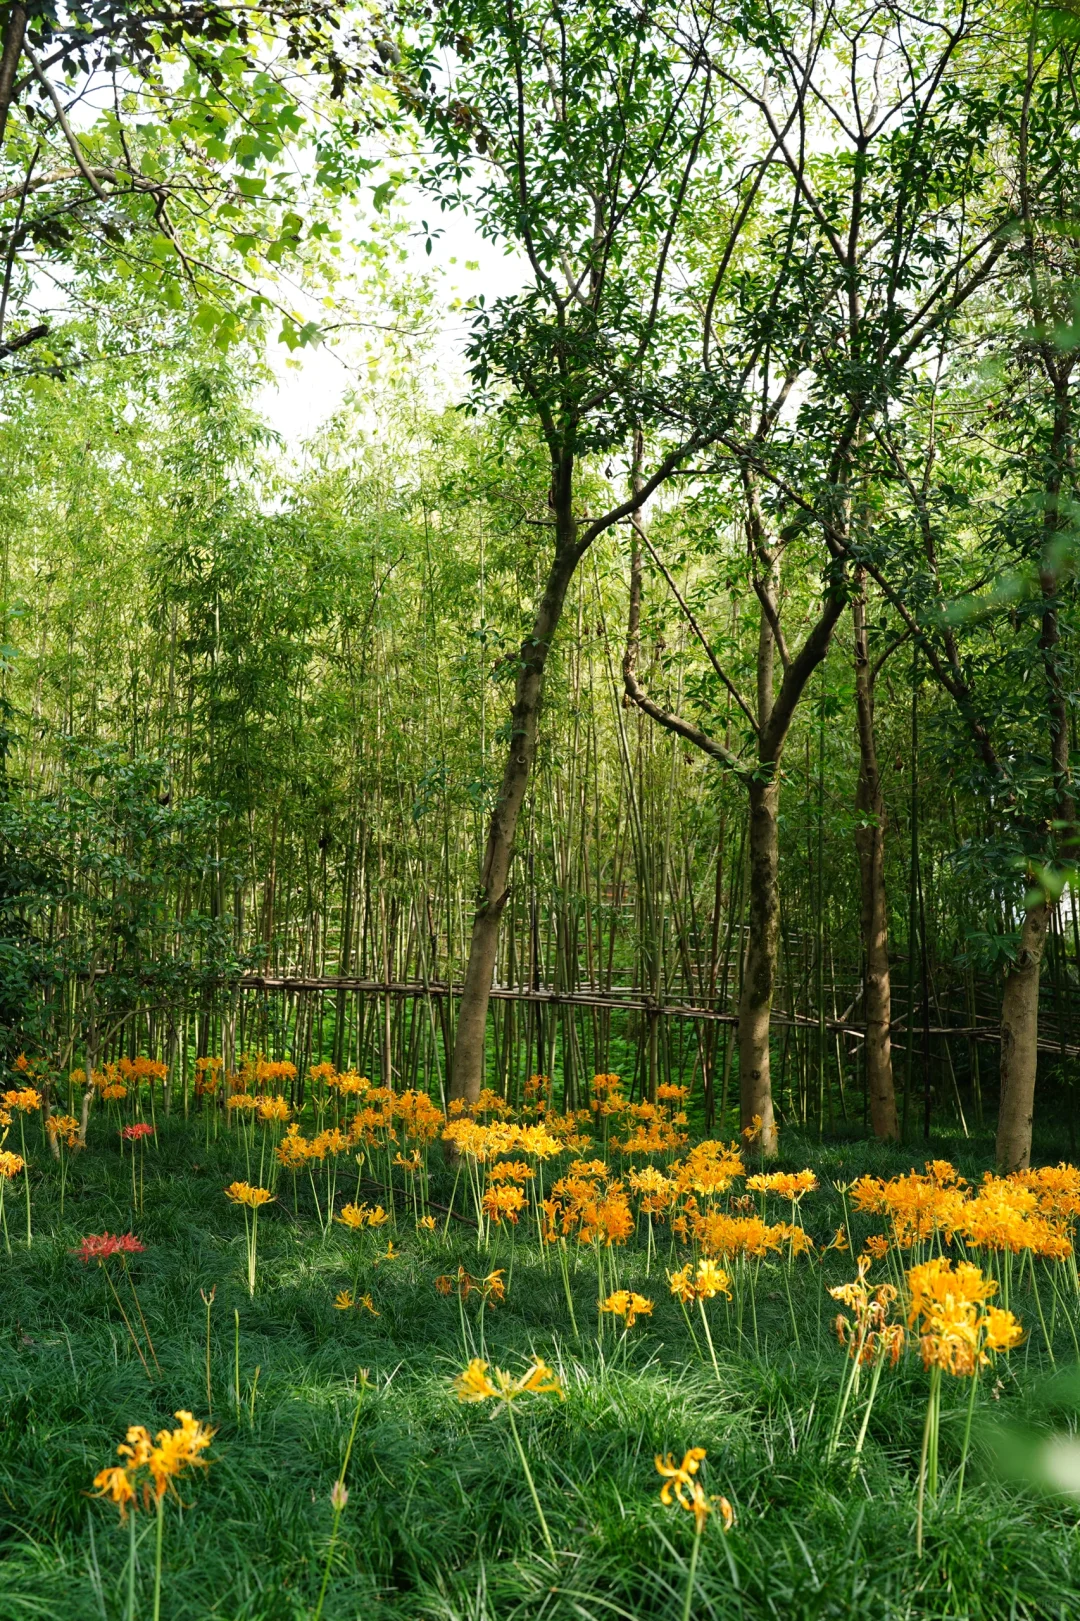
[2,1118,1080,1621]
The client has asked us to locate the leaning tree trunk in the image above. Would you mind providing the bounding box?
[738,772,780,1156]
[996,898,1051,1172]
[852,579,899,1140]
[449,532,580,1108]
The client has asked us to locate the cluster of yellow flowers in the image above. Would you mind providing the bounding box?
[269,1087,447,1167]
[907,1257,1023,1374]
[688,1208,812,1259]
[2,1085,41,1114]
[443,1117,572,1162]
[454,1355,564,1403]
[669,1259,732,1304]
[542,1162,635,1246]
[194,1056,225,1097]
[336,1201,389,1230]
[482,1183,529,1225]
[747,1169,818,1199]
[276,1122,353,1169]
[224,1181,273,1209]
[93,1411,213,1519]
[829,1253,1024,1381]
[851,1161,1080,1258]
[86,1057,167,1097]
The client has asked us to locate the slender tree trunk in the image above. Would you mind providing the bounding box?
[449,520,580,1107]
[738,772,780,1155]
[995,364,1073,1172]
[996,898,1050,1172]
[852,577,899,1140]
[621,467,844,1158]
[0,5,25,151]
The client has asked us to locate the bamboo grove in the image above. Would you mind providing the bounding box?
[1,0,1080,1172]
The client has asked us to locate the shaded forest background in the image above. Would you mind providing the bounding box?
[1,348,1069,1145]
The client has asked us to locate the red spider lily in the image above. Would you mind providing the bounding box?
[75,1231,146,1264]
[121,1123,155,1142]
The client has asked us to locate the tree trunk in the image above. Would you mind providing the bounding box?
[996,898,1050,1172]
[852,580,899,1140]
[0,5,25,151]
[449,532,580,1107]
[738,772,780,1155]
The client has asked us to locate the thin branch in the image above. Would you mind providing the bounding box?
[23,42,108,202]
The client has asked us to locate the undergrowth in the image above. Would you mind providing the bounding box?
[1,1124,1079,1620]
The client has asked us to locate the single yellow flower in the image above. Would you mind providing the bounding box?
[46,1113,80,1147]
[454,1358,500,1402]
[482,1269,506,1304]
[601,1290,654,1328]
[256,1094,292,1124]
[984,1306,1023,1353]
[668,1263,695,1303]
[147,1412,213,1500]
[334,1290,355,1311]
[741,1113,764,1142]
[655,1447,707,1510]
[655,1449,733,1534]
[694,1260,731,1300]
[92,1465,135,1516]
[417,1215,437,1232]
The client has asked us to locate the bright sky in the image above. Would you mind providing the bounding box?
[255,201,528,448]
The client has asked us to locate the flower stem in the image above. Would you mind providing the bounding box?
[697,1298,721,1384]
[681,1521,703,1621]
[851,1347,886,1470]
[103,1264,151,1378]
[127,1503,137,1621]
[916,1365,940,1558]
[18,1115,30,1247]
[558,1239,578,1339]
[124,1261,160,1374]
[506,1402,554,1556]
[677,1294,703,1361]
[955,1370,980,1508]
[152,1496,164,1621]
[1029,1260,1055,1365]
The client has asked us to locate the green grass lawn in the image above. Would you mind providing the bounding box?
[2,1122,1080,1621]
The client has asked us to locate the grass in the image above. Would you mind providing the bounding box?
[2,1118,1080,1620]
